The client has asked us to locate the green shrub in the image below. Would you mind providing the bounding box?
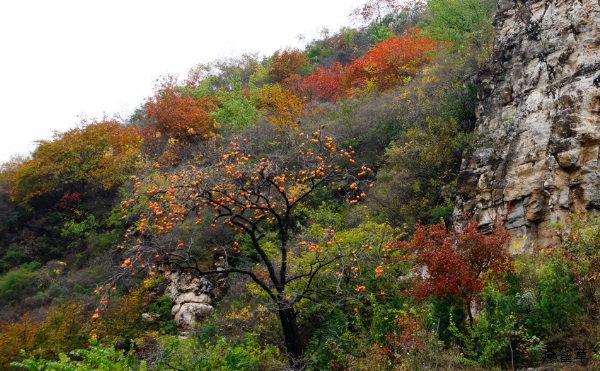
[306,309,352,370]
[367,23,394,43]
[12,339,144,371]
[0,248,29,273]
[526,256,582,341]
[155,333,285,370]
[147,295,177,335]
[211,78,260,134]
[196,320,220,345]
[427,298,467,345]
[420,0,497,48]
[0,262,42,306]
[448,282,519,368]
[60,214,99,249]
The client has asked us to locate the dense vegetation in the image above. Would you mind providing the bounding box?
[1,0,599,369]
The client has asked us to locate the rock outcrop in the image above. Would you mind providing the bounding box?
[455,0,600,250]
[164,270,214,331]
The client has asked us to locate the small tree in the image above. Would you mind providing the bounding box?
[268,48,309,83]
[302,62,345,102]
[144,76,217,141]
[398,221,512,327]
[117,129,368,369]
[256,83,305,129]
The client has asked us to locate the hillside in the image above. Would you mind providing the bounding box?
[1,0,599,369]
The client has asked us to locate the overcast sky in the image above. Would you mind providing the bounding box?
[0,0,366,163]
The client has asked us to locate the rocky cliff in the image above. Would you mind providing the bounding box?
[455,0,600,250]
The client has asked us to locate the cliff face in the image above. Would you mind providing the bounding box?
[455,0,600,250]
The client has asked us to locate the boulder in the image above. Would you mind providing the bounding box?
[164,270,214,331]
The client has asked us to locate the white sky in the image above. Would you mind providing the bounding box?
[0,0,366,163]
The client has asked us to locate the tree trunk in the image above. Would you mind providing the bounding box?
[277,300,304,370]
[465,297,474,328]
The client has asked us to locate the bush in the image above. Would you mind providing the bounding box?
[9,120,142,209]
[147,295,177,335]
[448,282,518,368]
[525,254,582,342]
[96,286,153,346]
[11,338,144,371]
[420,0,497,48]
[372,118,471,227]
[155,333,285,370]
[0,262,42,306]
[0,248,29,274]
[0,303,90,369]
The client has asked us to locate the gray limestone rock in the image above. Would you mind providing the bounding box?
[455,0,600,249]
[164,270,214,331]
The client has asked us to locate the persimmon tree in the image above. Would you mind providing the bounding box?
[398,221,512,327]
[117,129,370,368]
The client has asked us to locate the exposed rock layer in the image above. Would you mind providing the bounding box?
[455,0,600,250]
[164,270,214,331]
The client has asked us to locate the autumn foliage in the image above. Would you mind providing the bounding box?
[116,129,369,367]
[144,77,217,141]
[9,120,142,207]
[343,30,438,92]
[398,221,512,327]
[0,1,519,368]
[0,303,89,368]
[256,83,305,128]
[302,62,345,102]
[268,48,309,83]
[301,30,439,101]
